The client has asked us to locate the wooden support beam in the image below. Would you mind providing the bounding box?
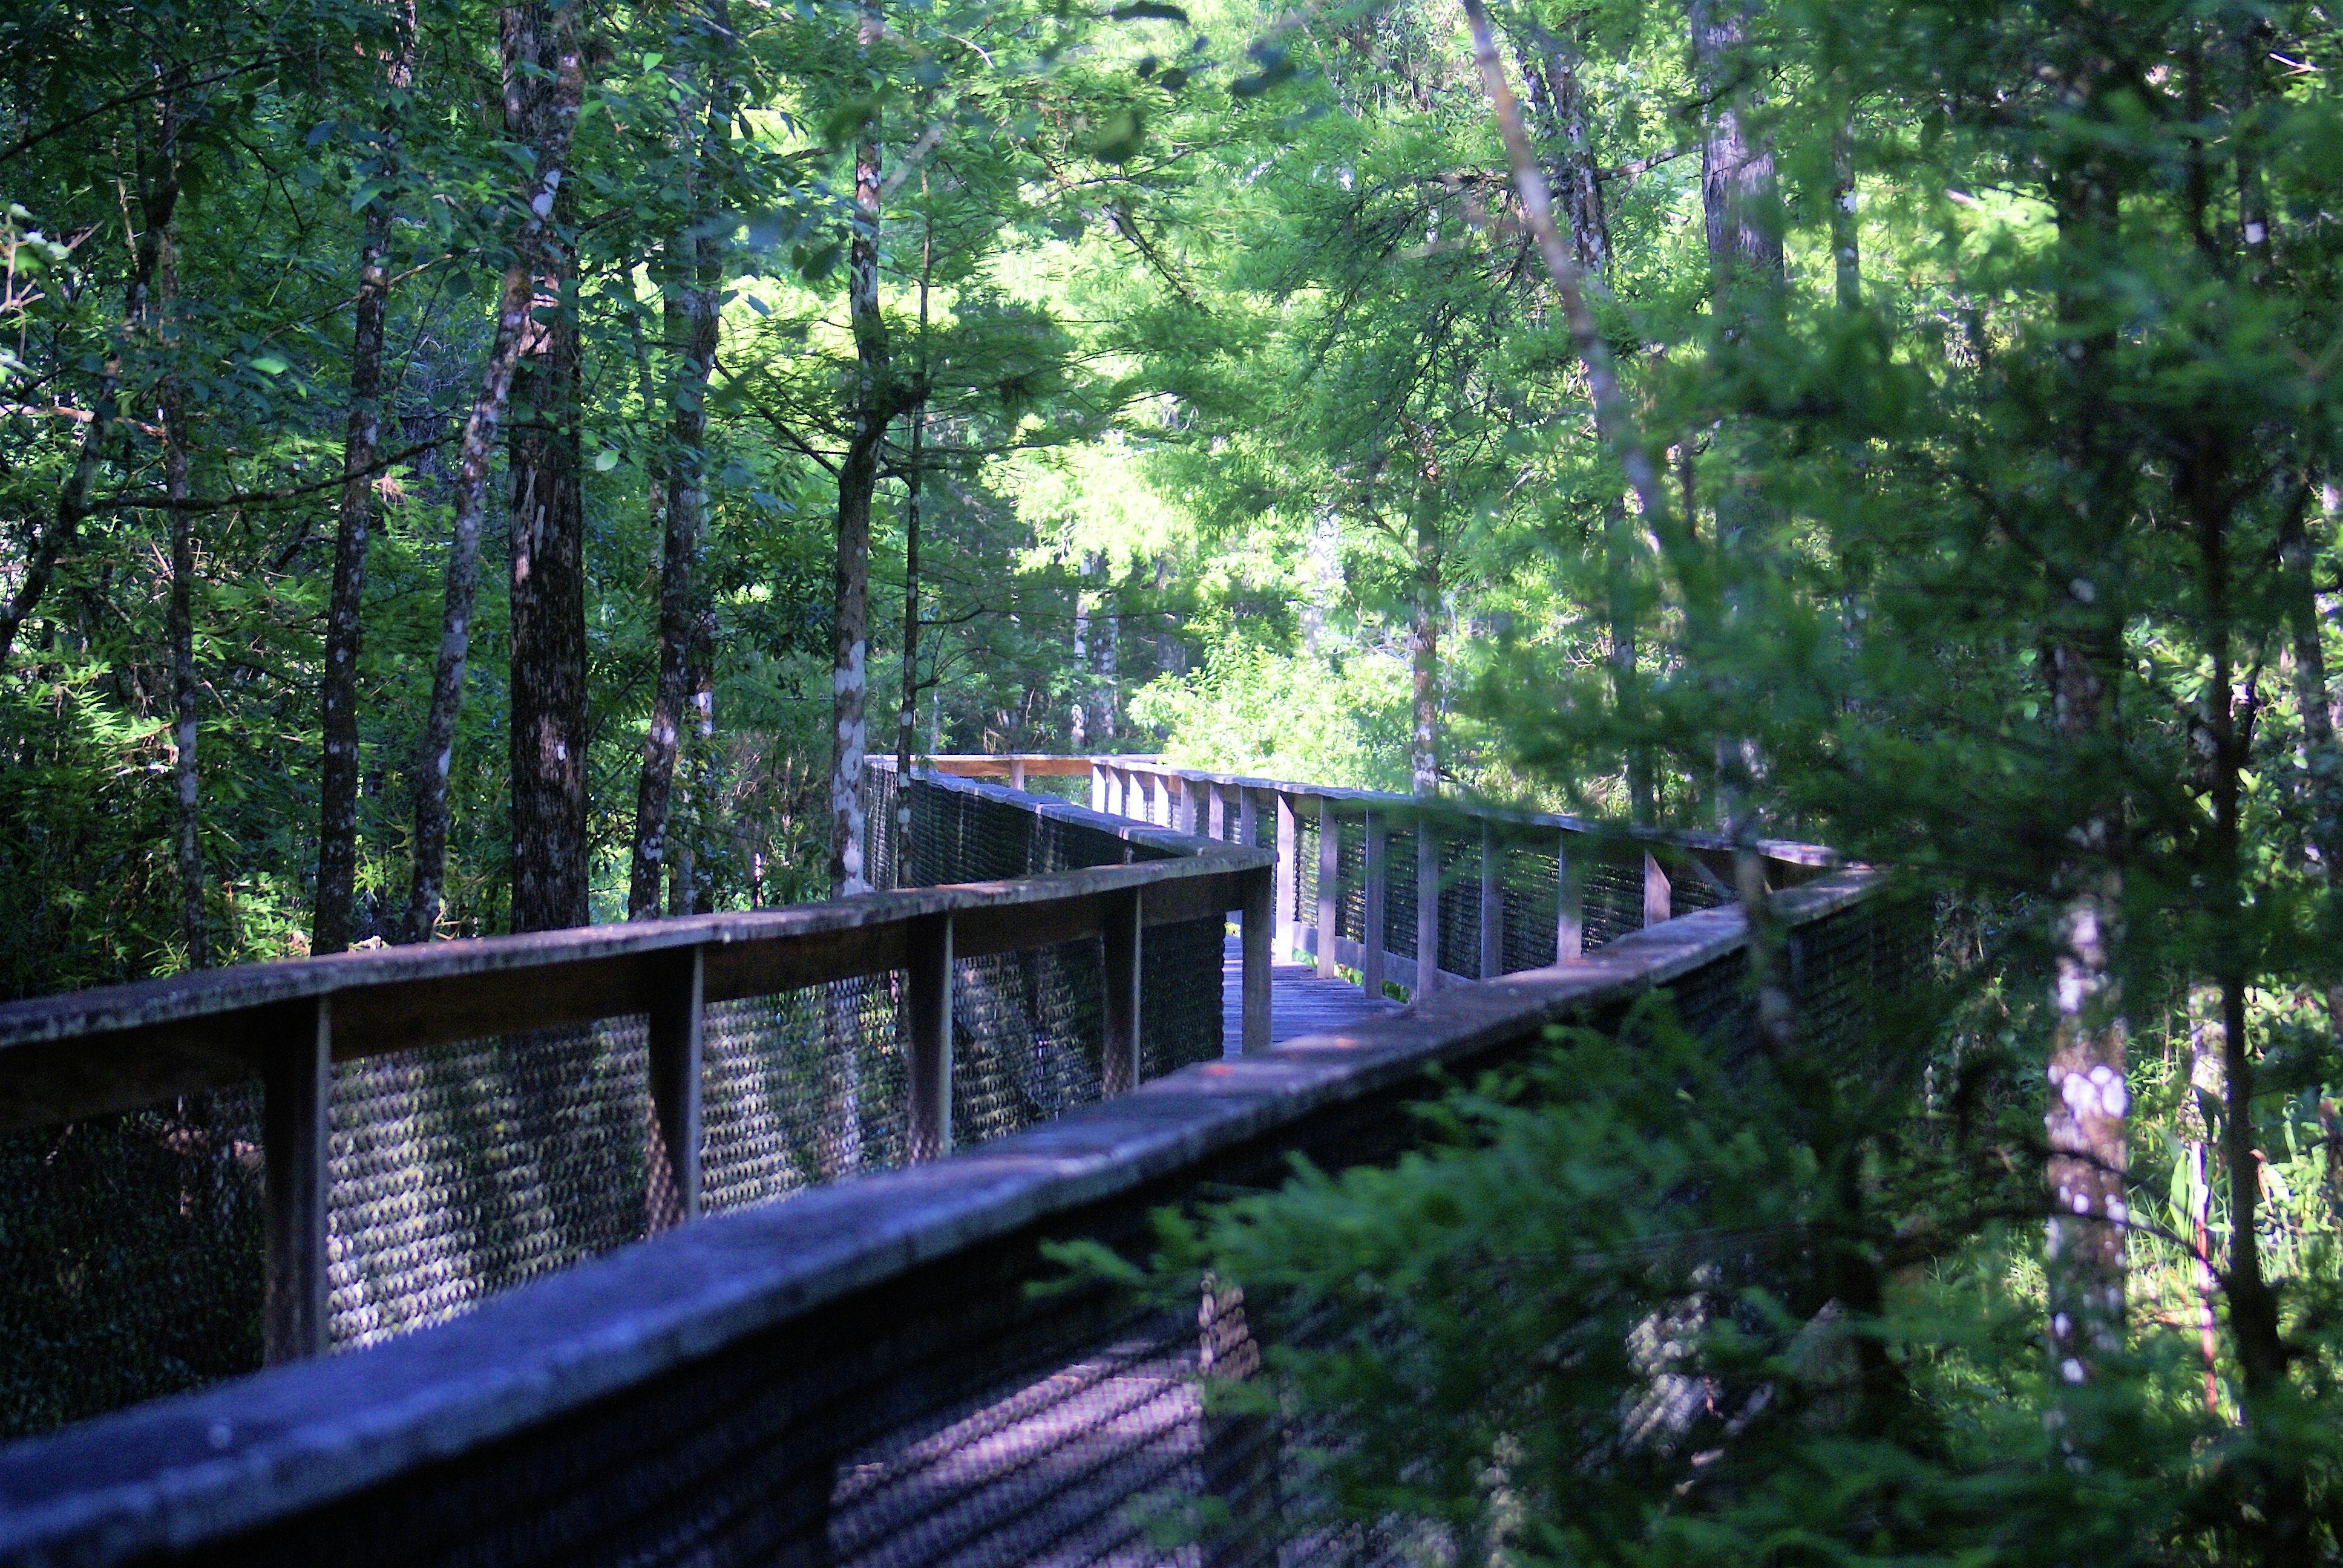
[645,945,704,1235]
[1361,812,1387,1000]
[1089,762,1106,813]
[1101,889,1142,1095]
[1274,794,1298,958]
[1237,785,1258,849]
[1155,771,1176,826]
[1556,831,1585,961]
[1206,782,1225,840]
[1008,758,1027,792]
[1240,866,1273,1055]
[1643,852,1672,927]
[1176,776,1198,835]
[1316,798,1340,981]
[1480,823,1505,979]
[262,998,331,1364]
[905,913,953,1162]
[1415,814,1442,996]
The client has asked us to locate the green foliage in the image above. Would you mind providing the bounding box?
[1083,996,2343,1563]
[1133,642,1411,788]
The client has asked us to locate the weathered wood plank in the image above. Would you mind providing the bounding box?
[261,998,330,1365]
[1101,890,1141,1094]
[1316,797,1340,982]
[905,913,953,1162]
[644,946,704,1234]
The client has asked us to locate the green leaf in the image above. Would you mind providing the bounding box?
[249,354,290,376]
[593,448,622,472]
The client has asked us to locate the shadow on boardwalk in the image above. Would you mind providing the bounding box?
[1219,935,1399,1056]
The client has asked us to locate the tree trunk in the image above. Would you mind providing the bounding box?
[1688,0,1782,299]
[2195,473,2315,1564]
[629,20,727,921]
[0,65,188,672]
[315,3,417,956]
[893,180,932,886]
[506,250,589,934]
[1410,493,1442,994]
[1830,119,1860,310]
[2042,639,2128,1393]
[1518,22,1610,277]
[400,0,586,942]
[828,48,889,898]
[162,318,205,970]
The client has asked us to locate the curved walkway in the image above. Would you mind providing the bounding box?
[1220,933,1398,1054]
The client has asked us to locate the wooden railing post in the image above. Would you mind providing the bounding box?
[1415,811,1442,995]
[646,944,705,1234]
[1237,785,1258,848]
[1102,888,1143,1094]
[1177,775,1199,834]
[1240,865,1273,1054]
[1361,811,1387,999]
[1480,823,1504,979]
[1273,793,1298,959]
[1008,757,1027,792]
[1643,851,1672,927]
[1206,780,1226,840]
[906,913,954,1161]
[1556,831,1586,961]
[1089,760,1106,812]
[1316,797,1340,980]
[262,996,331,1364]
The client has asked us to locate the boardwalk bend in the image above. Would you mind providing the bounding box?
[0,757,1901,1567]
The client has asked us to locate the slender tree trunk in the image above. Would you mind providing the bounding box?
[0,66,187,672]
[2042,638,2128,1391]
[162,313,205,969]
[1518,22,1610,277]
[1830,119,1860,310]
[315,4,418,955]
[1409,523,1441,801]
[1458,0,1674,537]
[892,179,931,886]
[1411,500,1442,992]
[1098,571,1119,745]
[400,0,586,942]
[629,16,728,920]
[828,24,889,898]
[507,252,589,933]
[2197,477,2315,1564]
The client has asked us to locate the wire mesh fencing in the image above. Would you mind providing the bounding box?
[0,869,1913,1568]
[0,772,1226,1439]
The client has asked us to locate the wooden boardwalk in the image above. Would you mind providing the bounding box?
[1221,934,1398,1054]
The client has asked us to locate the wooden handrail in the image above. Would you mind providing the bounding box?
[1070,754,1844,1000]
[0,871,1884,1566]
[0,766,1274,1365]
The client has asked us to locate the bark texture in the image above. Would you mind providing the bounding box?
[314,3,416,955]
[161,285,204,969]
[506,261,589,933]
[1688,0,1781,296]
[828,74,890,897]
[400,0,586,942]
[629,16,728,921]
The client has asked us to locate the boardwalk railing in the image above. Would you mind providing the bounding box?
[0,761,1913,1568]
[909,754,1838,994]
[0,769,1268,1383]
